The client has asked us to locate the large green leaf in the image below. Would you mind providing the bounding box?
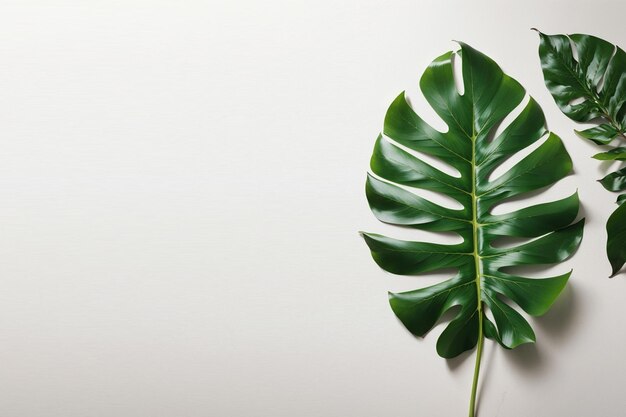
[362,43,583,417]
[537,31,626,276]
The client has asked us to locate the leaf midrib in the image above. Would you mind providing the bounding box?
[467,65,484,327]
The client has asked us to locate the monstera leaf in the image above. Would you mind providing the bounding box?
[361,43,584,417]
[537,31,626,276]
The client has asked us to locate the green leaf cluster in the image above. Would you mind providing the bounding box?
[537,32,626,276]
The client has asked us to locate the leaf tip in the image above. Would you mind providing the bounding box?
[451,39,466,49]
[358,231,372,242]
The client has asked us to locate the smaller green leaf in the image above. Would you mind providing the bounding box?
[618,194,626,206]
[593,147,626,161]
[575,124,620,145]
[599,167,626,192]
[608,203,626,277]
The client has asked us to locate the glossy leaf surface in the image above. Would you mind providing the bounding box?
[600,167,626,192]
[537,32,626,135]
[363,43,583,360]
[537,31,626,276]
[608,203,626,276]
[593,147,626,161]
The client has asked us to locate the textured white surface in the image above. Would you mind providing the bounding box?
[0,1,624,416]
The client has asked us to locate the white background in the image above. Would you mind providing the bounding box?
[0,1,624,416]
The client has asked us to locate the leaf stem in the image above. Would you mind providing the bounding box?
[468,324,484,417]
